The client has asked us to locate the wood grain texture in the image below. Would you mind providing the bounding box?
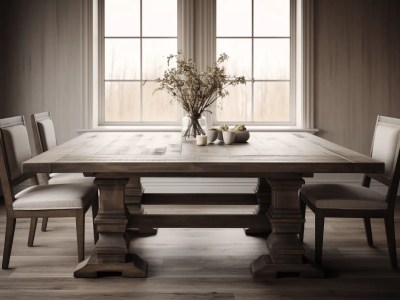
[314,0,400,154]
[127,214,269,229]
[22,132,384,175]
[1,204,400,299]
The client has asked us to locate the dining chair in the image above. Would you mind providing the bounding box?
[299,115,399,270]
[31,112,94,185]
[31,112,95,232]
[0,116,98,268]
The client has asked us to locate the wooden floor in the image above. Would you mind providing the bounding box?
[0,203,399,299]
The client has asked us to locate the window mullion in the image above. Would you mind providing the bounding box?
[140,0,143,122]
[251,0,254,122]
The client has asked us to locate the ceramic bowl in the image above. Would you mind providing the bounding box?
[233,130,250,143]
[206,128,218,143]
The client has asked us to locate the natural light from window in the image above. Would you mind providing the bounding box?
[101,0,295,126]
[104,0,178,123]
[216,0,291,123]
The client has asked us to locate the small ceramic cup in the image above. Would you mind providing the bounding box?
[222,130,236,145]
[196,134,208,146]
[206,128,218,143]
[217,130,224,141]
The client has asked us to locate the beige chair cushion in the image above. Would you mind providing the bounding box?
[1,125,32,180]
[13,183,97,210]
[37,119,57,151]
[371,124,400,177]
[49,173,94,185]
[300,184,387,210]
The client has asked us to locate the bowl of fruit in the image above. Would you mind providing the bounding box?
[232,124,250,143]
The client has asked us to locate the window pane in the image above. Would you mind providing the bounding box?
[254,39,290,80]
[105,39,140,80]
[217,39,252,79]
[105,0,140,37]
[253,82,290,122]
[142,39,177,80]
[254,0,290,37]
[143,0,177,37]
[105,82,141,122]
[216,83,252,122]
[217,0,252,37]
[142,82,178,122]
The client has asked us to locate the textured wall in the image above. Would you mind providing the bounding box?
[0,1,7,110]
[314,0,400,154]
[1,0,85,146]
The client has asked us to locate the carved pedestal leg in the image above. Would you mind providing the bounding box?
[74,178,148,278]
[125,176,157,235]
[250,176,322,279]
[245,178,272,236]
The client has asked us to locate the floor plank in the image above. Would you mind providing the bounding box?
[0,203,399,299]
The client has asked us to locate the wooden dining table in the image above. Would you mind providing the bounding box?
[22,131,384,279]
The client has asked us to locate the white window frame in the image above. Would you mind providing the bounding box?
[83,0,315,132]
[215,0,296,127]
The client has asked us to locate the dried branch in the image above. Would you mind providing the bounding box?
[155,52,246,116]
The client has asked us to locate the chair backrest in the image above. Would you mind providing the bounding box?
[367,115,400,210]
[0,116,37,212]
[31,112,58,154]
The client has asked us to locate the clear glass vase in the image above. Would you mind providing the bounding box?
[181,114,207,140]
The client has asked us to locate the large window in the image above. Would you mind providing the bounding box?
[102,0,178,124]
[216,0,293,124]
[99,0,303,127]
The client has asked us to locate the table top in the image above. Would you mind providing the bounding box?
[23,132,384,176]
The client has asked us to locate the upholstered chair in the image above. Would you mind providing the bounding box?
[31,112,95,232]
[0,116,98,268]
[300,115,399,270]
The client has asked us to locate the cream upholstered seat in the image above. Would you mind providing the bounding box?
[13,184,94,210]
[31,112,94,232]
[299,115,399,270]
[0,116,98,269]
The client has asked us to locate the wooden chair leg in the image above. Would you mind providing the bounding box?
[315,214,325,265]
[2,217,16,269]
[299,198,306,243]
[41,217,48,232]
[28,217,38,247]
[76,211,85,263]
[91,198,99,244]
[384,216,398,270]
[363,218,374,247]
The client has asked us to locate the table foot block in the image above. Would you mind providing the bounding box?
[127,227,158,237]
[74,254,148,278]
[250,255,324,279]
[244,228,271,237]
[139,227,158,235]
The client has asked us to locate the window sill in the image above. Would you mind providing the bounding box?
[77,126,319,134]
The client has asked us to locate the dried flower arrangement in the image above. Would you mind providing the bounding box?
[155,52,245,139]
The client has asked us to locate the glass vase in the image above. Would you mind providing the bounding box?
[181,114,207,140]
